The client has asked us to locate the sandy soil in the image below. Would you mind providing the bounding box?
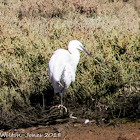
[0,122,140,140]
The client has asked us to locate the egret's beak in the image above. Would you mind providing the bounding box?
[80,45,93,57]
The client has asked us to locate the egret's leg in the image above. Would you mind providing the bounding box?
[60,92,63,105]
[58,92,67,112]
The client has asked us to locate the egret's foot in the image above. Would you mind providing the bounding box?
[58,81,64,87]
[69,113,77,119]
[58,104,67,113]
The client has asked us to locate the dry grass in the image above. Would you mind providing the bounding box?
[0,0,139,128]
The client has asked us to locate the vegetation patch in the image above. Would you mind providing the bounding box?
[0,0,139,129]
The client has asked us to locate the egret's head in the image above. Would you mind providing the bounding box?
[68,40,92,57]
[68,40,83,50]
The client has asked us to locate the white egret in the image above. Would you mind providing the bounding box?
[48,40,92,111]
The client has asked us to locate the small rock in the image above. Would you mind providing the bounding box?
[84,119,90,124]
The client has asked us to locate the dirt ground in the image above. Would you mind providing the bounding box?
[0,122,140,140]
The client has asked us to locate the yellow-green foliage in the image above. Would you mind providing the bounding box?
[0,0,139,120]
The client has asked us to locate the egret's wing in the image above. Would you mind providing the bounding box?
[61,64,75,89]
[48,49,70,93]
[48,51,58,81]
[48,56,54,81]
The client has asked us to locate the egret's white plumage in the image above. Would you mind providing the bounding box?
[48,40,91,105]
